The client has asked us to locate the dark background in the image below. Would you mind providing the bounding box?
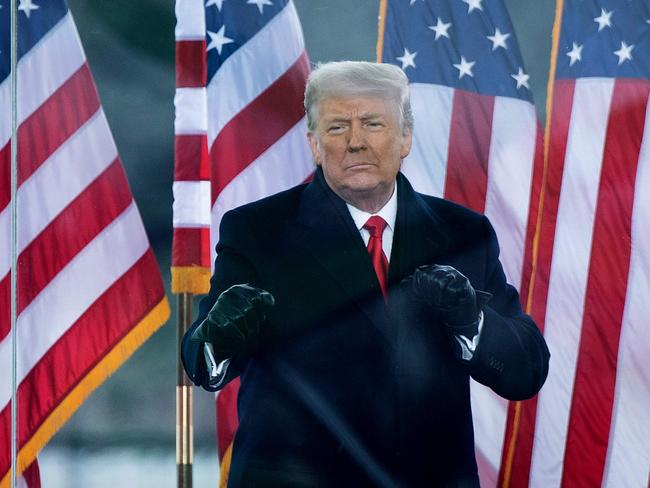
[48,0,552,468]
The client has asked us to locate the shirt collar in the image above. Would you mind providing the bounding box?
[346,184,398,232]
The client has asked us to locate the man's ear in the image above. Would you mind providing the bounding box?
[400,129,413,160]
[307,132,321,166]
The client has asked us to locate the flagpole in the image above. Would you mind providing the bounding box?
[177,293,194,488]
[10,0,20,484]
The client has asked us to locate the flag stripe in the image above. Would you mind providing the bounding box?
[603,102,650,487]
[484,96,537,289]
[530,78,614,488]
[0,63,99,211]
[175,0,206,39]
[205,1,305,146]
[216,378,240,460]
[174,134,209,181]
[0,110,117,278]
[403,83,453,197]
[443,90,494,213]
[210,53,309,201]
[470,381,508,476]
[0,159,131,340]
[172,228,212,267]
[0,203,150,408]
[174,87,207,134]
[561,80,650,487]
[176,40,207,88]
[173,181,212,227]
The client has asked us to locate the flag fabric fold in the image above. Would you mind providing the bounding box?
[378,0,544,484]
[0,1,170,485]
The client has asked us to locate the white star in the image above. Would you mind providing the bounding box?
[207,25,234,55]
[206,0,226,10]
[18,0,39,18]
[487,28,510,50]
[409,0,423,5]
[428,17,452,40]
[462,0,483,13]
[453,56,475,79]
[511,67,530,89]
[566,42,583,66]
[396,48,417,70]
[247,0,272,14]
[613,41,633,65]
[593,8,613,31]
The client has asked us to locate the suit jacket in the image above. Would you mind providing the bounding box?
[182,168,549,487]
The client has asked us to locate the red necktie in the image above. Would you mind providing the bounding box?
[363,216,389,300]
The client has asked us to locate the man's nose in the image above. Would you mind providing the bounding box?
[347,123,367,152]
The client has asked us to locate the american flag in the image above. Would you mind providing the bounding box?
[172,0,312,480]
[380,0,543,485]
[505,1,650,486]
[0,0,170,484]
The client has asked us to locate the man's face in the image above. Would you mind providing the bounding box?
[307,95,412,210]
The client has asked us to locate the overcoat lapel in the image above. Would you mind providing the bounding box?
[294,169,393,343]
[388,173,451,285]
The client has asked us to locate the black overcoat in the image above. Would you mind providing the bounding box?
[182,168,549,487]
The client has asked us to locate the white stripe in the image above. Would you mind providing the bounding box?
[530,78,614,488]
[484,96,537,289]
[175,87,208,134]
[206,1,305,146]
[210,118,312,264]
[471,380,507,474]
[0,203,149,408]
[175,0,206,39]
[0,110,117,278]
[402,83,453,198]
[173,181,212,227]
[0,13,85,147]
[602,102,650,488]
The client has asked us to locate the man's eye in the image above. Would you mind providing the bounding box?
[327,125,345,133]
[366,121,383,129]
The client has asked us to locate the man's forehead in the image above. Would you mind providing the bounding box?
[318,96,393,119]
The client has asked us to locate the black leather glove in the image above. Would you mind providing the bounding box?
[411,264,491,327]
[191,284,275,362]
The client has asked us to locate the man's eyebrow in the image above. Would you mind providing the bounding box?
[324,112,385,123]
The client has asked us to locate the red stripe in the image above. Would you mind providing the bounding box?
[443,90,494,213]
[174,134,210,181]
[561,80,650,487]
[172,227,212,267]
[217,378,240,460]
[498,79,577,488]
[0,159,131,341]
[176,40,207,88]
[0,250,164,474]
[518,125,544,304]
[0,64,100,211]
[210,52,310,201]
[22,459,41,488]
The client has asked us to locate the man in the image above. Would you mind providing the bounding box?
[182,61,549,487]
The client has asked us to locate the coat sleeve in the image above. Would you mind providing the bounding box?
[181,209,259,392]
[468,216,550,401]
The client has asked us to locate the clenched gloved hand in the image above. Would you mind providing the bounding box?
[191,284,275,362]
[410,264,491,327]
